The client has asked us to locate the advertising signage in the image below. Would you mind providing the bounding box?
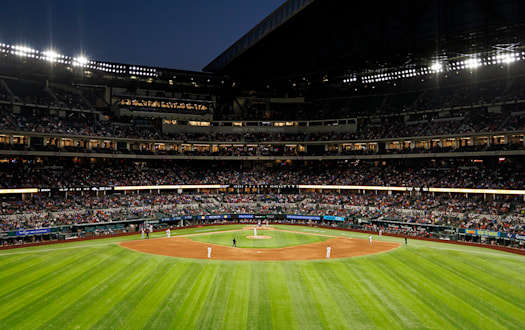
[503,233,525,240]
[15,228,51,236]
[465,229,500,237]
[197,215,231,220]
[323,215,345,221]
[161,216,192,222]
[286,215,321,221]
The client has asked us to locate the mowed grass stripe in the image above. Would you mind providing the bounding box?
[282,232,300,247]
[1,246,119,327]
[340,260,404,328]
[247,263,272,329]
[115,258,179,329]
[348,257,416,329]
[92,259,176,329]
[394,249,488,328]
[0,247,96,292]
[141,262,193,329]
[299,262,350,328]
[382,249,481,328]
[324,259,403,329]
[326,261,385,328]
[0,246,104,315]
[282,263,324,329]
[357,255,432,328]
[193,265,233,329]
[458,251,525,292]
[63,256,161,329]
[0,250,70,282]
[222,264,251,329]
[372,253,455,329]
[438,249,525,306]
[38,250,144,329]
[147,263,213,328]
[9,248,136,329]
[0,251,45,270]
[267,263,299,329]
[413,249,525,327]
[170,263,220,329]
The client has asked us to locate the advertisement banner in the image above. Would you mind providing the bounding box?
[15,228,51,236]
[161,215,193,222]
[161,216,181,222]
[238,214,254,219]
[286,215,321,221]
[198,215,231,220]
[504,233,525,240]
[255,214,275,219]
[323,215,345,221]
[465,229,500,237]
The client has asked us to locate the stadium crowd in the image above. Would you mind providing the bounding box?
[0,105,525,146]
[1,191,523,236]
[1,161,523,190]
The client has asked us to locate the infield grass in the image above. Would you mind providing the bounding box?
[0,224,524,329]
[188,229,330,248]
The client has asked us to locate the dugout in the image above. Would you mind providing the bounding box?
[369,218,457,239]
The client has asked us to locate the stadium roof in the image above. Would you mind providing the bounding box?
[204,0,525,85]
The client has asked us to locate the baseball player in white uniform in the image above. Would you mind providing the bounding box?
[369,235,372,246]
[140,227,145,239]
[207,245,212,258]
[166,228,171,238]
[326,245,331,258]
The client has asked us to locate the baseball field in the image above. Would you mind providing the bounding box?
[0,224,524,329]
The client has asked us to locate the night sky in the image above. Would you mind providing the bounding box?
[0,0,286,72]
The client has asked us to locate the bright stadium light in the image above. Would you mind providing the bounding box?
[464,57,481,69]
[430,62,443,72]
[73,56,89,66]
[13,45,37,57]
[43,50,60,62]
[496,53,516,64]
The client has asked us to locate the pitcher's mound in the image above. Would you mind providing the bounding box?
[246,235,272,239]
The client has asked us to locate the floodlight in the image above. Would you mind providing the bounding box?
[430,62,443,72]
[43,50,59,61]
[496,53,516,63]
[74,56,88,65]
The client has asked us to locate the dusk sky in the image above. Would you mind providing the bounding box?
[0,0,286,72]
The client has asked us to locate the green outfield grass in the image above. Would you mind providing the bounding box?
[189,229,330,248]
[0,225,524,329]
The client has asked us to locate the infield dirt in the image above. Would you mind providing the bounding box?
[120,229,400,261]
